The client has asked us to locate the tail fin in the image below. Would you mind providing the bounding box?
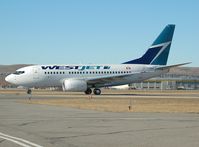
[123,24,175,65]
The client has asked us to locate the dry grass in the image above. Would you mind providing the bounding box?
[2,89,199,113]
[22,95,199,113]
[23,98,199,113]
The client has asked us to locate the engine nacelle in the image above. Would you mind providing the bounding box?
[62,79,87,92]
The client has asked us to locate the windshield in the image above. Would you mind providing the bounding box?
[13,71,25,75]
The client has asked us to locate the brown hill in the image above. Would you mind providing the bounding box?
[169,67,199,76]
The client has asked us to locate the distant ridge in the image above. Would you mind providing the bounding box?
[0,64,31,73]
[169,67,199,76]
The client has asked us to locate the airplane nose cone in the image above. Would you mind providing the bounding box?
[5,75,10,82]
[5,75,14,84]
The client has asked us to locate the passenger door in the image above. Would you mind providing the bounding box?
[32,67,39,80]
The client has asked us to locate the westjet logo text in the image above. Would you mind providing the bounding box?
[41,65,111,70]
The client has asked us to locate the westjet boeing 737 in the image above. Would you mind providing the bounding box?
[5,25,190,95]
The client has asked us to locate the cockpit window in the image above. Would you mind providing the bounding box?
[13,71,25,75]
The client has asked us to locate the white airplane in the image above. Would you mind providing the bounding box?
[5,24,190,95]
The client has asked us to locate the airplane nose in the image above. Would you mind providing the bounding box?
[5,75,10,82]
[5,75,14,84]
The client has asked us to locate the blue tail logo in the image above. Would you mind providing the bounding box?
[123,24,175,65]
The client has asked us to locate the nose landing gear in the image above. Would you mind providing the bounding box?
[27,89,32,100]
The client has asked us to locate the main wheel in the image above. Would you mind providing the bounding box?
[93,88,101,95]
[84,88,92,95]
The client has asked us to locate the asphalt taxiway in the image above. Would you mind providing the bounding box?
[0,93,199,147]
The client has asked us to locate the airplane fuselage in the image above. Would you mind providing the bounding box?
[5,64,167,88]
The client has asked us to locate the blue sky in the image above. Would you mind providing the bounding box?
[0,0,198,66]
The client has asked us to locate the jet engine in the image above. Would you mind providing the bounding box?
[62,79,87,92]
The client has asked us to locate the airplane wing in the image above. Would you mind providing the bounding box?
[84,62,191,87]
[84,72,142,86]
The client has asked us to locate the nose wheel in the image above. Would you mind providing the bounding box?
[27,89,32,100]
[27,89,32,95]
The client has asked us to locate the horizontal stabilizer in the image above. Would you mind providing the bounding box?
[155,62,191,70]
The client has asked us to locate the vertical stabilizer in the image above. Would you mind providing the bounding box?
[123,24,175,65]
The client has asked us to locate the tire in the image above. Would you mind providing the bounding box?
[27,89,32,94]
[93,88,101,95]
[84,88,92,95]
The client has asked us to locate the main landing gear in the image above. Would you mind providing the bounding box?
[85,88,92,95]
[84,88,101,95]
[93,88,101,95]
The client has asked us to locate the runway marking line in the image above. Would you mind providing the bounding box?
[0,132,43,147]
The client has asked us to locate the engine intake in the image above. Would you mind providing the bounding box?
[62,79,87,92]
